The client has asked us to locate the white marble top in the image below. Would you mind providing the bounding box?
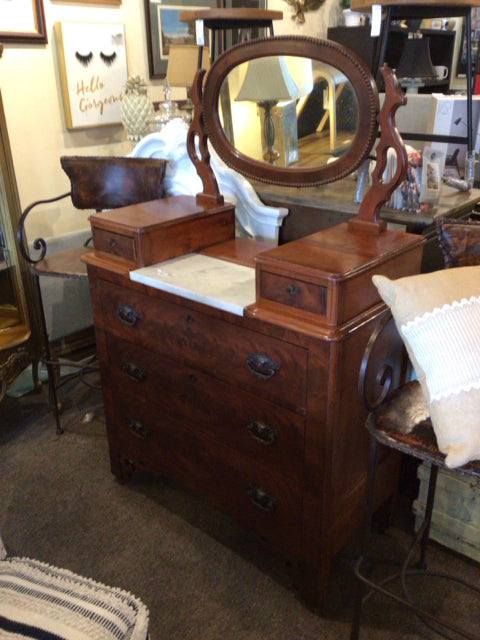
[130,253,256,316]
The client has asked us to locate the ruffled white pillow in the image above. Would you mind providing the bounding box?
[373,266,480,468]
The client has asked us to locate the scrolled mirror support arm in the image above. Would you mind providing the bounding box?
[187,69,224,207]
[350,65,408,232]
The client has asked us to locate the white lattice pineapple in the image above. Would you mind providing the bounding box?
[121,76,154,143]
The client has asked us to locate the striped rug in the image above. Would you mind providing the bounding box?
[0,557,149,640]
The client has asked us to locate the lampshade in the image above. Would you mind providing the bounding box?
[284,56,314,97]
[235,56,300,102]
[167,44,210,87]
[396,36,435,80]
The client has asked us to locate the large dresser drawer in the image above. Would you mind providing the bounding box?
[106,335,305,478]
[106,397,302,556]
[97,280,307,412]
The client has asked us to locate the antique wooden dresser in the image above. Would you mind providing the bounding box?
[83,37,425,604]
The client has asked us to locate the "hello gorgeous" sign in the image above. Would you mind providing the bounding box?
[56,21,128,129]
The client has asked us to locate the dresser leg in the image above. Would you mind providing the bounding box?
[110,455,136,484]
[294,555,332,609]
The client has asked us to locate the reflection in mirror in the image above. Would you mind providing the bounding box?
[0,236,21,332]
[202,36,379,187]
[219,55,359,168]
[0,173,22,336]
[0,160,31,346]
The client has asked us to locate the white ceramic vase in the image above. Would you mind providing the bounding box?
[121,76,154,144]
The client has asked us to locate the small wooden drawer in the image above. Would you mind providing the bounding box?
[97,280,308,412]
[106,335,305,477]
[260,271,327,316]
[106,397,302,556]
[91,228,136,262]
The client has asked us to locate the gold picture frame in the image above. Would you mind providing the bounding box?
[55,21,128,129]
[0,0,47,43]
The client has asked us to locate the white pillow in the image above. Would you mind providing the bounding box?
[373,266,480,468]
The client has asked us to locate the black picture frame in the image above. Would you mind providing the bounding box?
[145,0,218,79]
[456,18,479,79]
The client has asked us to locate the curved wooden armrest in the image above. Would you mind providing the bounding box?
[17,192,71,265]
[358,310,411,412]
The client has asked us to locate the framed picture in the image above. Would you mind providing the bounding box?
[428,94,480,177]
[454,16,480,80]
[145,0,218,79]
[55,21,128,129]
[0,0,47,44]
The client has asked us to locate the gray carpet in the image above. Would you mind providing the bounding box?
[1,371,479,639]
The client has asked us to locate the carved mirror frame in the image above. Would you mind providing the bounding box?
[201,36,380,187]
[189,35,408,229]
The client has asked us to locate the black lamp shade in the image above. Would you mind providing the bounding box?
[396,37,435,80]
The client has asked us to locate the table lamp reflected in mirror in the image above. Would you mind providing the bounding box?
[396,34,435,94]
[235,56,308,164]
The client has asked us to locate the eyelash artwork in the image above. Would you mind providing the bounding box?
[100,51,117,66]
[75,51,93,67]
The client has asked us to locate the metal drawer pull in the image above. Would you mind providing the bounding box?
[286,283,299,296]
[122,362,146,382]
[247,484,276,513]
[246,352,280,380]
[109,237,119,251]
[128,419,151,439]
[117,304,140,326]
[246,419,278,446]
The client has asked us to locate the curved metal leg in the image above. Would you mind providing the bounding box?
[351,449,480,640]
[33,272,63,434]
[418,463,438,569]
[30,357,42,392]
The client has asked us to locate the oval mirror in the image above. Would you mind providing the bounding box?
[202,36,379,187]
